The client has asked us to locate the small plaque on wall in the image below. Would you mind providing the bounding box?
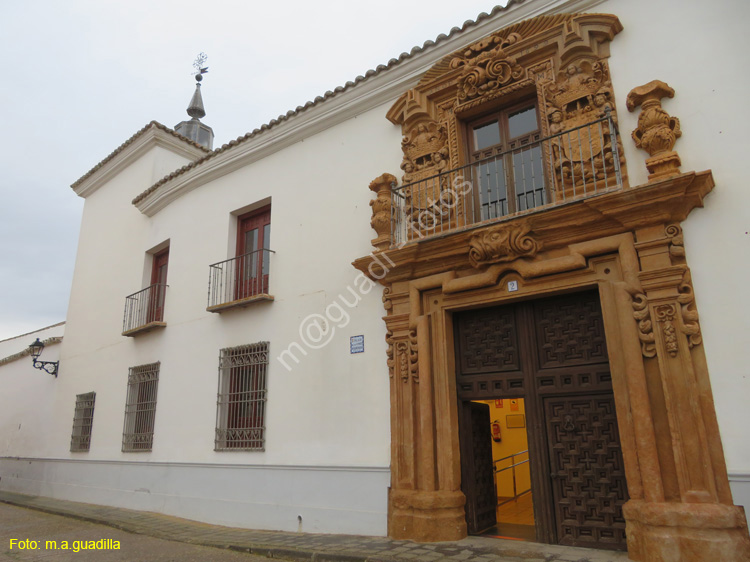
[350,335,365,354]
[506,414,526,429]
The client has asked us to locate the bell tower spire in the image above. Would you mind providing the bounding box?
[175,53,214,149]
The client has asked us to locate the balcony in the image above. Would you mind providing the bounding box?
[122,283,168,337]
[207,248,274,313]
[390,112,623,246]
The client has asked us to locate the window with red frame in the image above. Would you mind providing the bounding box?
[235,206,270,300]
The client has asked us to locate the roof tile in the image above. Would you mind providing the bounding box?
[132,1,522,206]
[71,121,211,190]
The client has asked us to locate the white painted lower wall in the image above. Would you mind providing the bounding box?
[0,458,389,536]
[729,473,750,521]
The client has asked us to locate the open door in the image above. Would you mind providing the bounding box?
[460,401,497,534]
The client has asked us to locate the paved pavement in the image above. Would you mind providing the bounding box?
[0,502,273,562]
[0,492,632,562]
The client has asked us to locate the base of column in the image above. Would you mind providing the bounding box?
[624,499,750,562]
[389,489,467,542]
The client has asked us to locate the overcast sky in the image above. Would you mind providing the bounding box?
[0,0,508,341]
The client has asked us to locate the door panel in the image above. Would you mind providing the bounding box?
[148,249,168,323]
[236,207,271,299]
[533,293,608,369]
[544,393,628,549]
[455,290,628,550]
[460,401,497,534]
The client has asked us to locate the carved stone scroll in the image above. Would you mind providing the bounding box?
[654,303,678,357]
[386,329,394,379]
[666,223,685,261]
[395,341,409,383]
[468,222,539,268]
[382,286,393,311]
[392,331,419,384]
[626,80,682,181]
[450,32,524,109]
[408,330,419,383]
[678,271,702,349]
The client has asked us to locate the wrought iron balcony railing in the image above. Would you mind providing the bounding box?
[207,248,274,312]
[391,110,623,246]
[122,283,168,336]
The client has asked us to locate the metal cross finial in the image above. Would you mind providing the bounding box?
[192,53,208,81]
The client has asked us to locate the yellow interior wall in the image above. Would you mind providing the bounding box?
[474,398,532,499]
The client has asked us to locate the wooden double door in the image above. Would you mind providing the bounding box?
[455,290,628,550]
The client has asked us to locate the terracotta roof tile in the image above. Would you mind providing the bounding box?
[71,121,211,190]
[132,1,522,206]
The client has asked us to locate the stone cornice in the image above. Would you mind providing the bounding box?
[353,171,714,282]
[133,0,606,216]
[72,126,208,199]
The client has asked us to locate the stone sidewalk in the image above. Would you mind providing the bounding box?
[0,492,631,562]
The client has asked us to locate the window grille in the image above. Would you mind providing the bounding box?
[70,392,96,452]
[122,362,160,452]
[215,342,268,451]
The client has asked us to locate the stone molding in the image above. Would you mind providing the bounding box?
[468,221,539,268]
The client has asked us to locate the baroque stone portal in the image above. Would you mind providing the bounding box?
[355,11,750,562]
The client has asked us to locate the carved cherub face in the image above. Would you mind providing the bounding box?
[550,110,562,123]
[566,64,577,76]
[594,94,606,106]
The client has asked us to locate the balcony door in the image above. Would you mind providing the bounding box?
[467,102,547,220]
[148,248,168,323]
[236,206,271,300]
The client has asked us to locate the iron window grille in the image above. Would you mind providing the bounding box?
[122,362,160,452]
[215,342,269,451]
[70,392,96,452]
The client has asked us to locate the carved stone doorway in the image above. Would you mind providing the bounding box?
[455,290,628,550]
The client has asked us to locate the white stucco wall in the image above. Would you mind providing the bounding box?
[0,323,64,459]
[57,102,399,467]
[2,100,401,534]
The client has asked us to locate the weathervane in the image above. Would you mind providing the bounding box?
[192,52,208,82]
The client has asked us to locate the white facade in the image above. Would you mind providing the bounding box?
[0,323,64,459]
[1,0,748,538]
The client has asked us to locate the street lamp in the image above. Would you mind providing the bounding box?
[28,338,58,377]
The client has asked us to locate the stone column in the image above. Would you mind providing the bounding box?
[386,284,467,542]
[624,223,750,561]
